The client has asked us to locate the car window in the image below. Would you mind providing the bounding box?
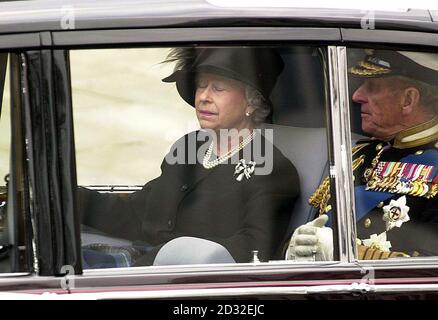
[347,47,438,260]
[70,46,335,269]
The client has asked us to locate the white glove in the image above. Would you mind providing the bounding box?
[285,215,333,261]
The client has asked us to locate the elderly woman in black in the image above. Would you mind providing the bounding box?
[79,47,300,267]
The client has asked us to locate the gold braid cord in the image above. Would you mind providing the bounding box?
[309,143,369,216]
[357,245,409,260]
[308,176,331,215]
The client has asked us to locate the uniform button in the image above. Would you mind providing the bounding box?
[377,202,384,208]
[376,143,383,151]
[167,220,173,228]
[364,218,372,228]
[180,184,188,192]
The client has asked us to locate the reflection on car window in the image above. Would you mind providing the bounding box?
[347,48,438,260]
[0,54,9,188]
[0,54,11,272]
[71,46,332,269]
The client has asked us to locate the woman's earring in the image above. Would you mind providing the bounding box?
[245,111,251,117]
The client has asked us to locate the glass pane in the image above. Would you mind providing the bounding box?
[0,55,9,188]
[71,46,333,269]
[0,54,11,272]
[347,48,438,260]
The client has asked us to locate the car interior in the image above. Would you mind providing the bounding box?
[0,46,368,269]
[77,46,349,267]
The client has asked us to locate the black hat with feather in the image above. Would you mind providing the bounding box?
[162,47,284,108]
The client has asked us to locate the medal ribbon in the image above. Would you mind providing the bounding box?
[325,149,438,227]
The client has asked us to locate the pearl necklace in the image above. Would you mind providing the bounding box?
[202,132,255,169]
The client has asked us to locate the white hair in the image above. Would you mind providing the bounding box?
[245,85,271,124]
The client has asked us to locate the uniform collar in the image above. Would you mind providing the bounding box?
[393,116,438,149]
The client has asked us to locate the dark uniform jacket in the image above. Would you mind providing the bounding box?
[79,130,299,265]
[352,119,438,258]
[308,117,438,259]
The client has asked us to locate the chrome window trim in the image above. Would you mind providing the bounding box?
[0,272,31,278]
[341,28,438,46]
[52,27,341,47]
[80,256,438,278]
[357,256,438,268]
[327,46,357,263]
[81,261,348,277]
[0,33,40,50]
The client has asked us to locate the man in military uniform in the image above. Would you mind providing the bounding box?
[287,49,438,260]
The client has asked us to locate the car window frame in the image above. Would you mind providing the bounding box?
[62,28,342,274]
[342,43,438,269]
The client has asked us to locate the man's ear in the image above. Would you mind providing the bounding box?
[402,87,421,115]
[246,104,256,114]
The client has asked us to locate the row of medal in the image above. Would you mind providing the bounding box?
[365,161,438,198]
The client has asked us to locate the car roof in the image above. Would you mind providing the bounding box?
[0,0,437,35]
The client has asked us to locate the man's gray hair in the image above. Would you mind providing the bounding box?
[245,85,271,124]
[393,76,438,114]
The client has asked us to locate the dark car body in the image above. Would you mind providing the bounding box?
[0,0,438,299]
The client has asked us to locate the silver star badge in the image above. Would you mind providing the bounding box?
[382,196,410,231]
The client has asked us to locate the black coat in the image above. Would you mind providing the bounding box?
[79,131,299,264]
